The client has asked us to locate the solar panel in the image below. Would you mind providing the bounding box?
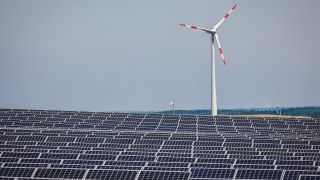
[276,165,318,171]
[143,167,189,171]
[0,158,20,163]
[138,171,190,180]
[2,152,39,159]
[17,136,46,141]
[86,169,137,180]
[0,168,35,178]
[79,154,117,160]
[234,164,274,169]
[34,168,86,179]
[1,108,320,180]
[197,158,234,164]
[299,175,320,180]
[40,153,78,159]
[236,159,274,165]
[3,163,48,168]
[191,168,235,179]
[283,171,320,180]
[46,136,76,142]
[235,169,283,179]
[20,158,61,164]
[63,159,104,165]
[118,155,155,162]
[190,163,231,169]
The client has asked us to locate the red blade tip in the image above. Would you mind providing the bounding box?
[232,4,237,10]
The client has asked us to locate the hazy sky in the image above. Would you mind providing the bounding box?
[0,0,319,112]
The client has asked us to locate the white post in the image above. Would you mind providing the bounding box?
[211,34,218,116]
[172,99,175,115]
[169,100,175,115]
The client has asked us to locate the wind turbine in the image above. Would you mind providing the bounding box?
[179,4,237,116]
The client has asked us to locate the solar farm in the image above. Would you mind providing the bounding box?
[1,109,320,179]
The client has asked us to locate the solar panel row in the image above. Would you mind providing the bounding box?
[0,109,320,179]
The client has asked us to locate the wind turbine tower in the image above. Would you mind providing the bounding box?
[180,4,237,116]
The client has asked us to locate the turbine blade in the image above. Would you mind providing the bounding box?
[213,4,237,31]
[179,24,212,33]
[215,33,227,65]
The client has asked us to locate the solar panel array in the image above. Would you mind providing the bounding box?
[0,108,320,180]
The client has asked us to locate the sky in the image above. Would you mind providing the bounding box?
[0,0,320,112]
